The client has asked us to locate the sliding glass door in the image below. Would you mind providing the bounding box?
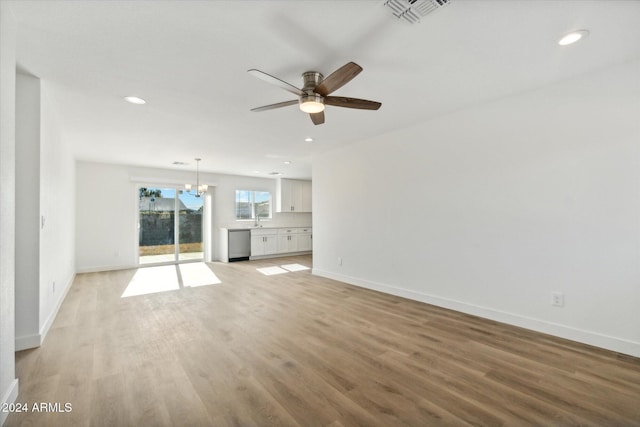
[178,189,204,261]
[138,187,204,265]
[138,187,176,264]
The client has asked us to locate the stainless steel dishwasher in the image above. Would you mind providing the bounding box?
[228,229,251,262]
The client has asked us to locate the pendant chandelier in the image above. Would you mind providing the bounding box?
[185,158,208,197]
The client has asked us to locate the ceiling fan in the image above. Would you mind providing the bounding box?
[248,62,381,125]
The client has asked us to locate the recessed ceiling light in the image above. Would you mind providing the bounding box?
[558,30,589,46]
[268,172,282,176]
[283,161,291,165]
[253,170,261,174]
[172,161,186,165]
[304,137,314,142]
[124,96,146,104]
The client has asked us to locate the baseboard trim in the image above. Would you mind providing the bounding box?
[15,333,41,352]
[0,378,19,425]
[312,269,640,358]
[76,263,136,273]
[39,272,75,345]
[14,273,76,351]
[249,251,312,261]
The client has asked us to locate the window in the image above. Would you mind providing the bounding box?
[235,190,272,220]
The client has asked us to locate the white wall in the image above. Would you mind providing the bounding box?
[76,162,311,272]
[14,73,76,351]
[38,81,76,339]
[15,73,40,346]
[0,3,19,423]
[313,59,640,357]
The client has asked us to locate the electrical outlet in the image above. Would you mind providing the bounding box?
[551,292,564,307]
[337,257,342,266]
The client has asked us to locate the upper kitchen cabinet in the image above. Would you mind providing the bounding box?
[277,178,312,213]
[301,180,312,212]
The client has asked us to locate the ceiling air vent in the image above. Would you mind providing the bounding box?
[384,0,451,24]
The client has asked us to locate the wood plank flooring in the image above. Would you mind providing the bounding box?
[6,255,640,426]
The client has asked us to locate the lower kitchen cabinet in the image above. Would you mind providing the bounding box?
[277,234,298,253]
[251,232,277,257]
[250,227,312,259]
[297,233,312,252]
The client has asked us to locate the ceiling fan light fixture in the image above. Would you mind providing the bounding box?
[299,94,325,113]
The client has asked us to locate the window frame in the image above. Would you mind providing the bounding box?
[235,190,272,221]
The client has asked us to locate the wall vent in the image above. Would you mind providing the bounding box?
[384,0,451,24]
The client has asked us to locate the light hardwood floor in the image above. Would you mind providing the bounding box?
[6,255,640,426]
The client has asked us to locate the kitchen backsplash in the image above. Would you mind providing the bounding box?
[219,212,312,229]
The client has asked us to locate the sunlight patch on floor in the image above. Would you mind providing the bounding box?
[257,264,310,276]
[122,263,221,297]
[122,265,179,298]
[281,263,310,272]
[179,263,221,287]
[256,266,289,276]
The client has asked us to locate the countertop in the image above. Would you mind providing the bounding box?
[223,226,311,231]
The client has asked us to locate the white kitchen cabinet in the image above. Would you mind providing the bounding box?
[277,179,296,212]
[250,227,312,259]
[277,228,298,253]
[277,179,312,213]
[297,231,312,252]
[251,235,265,256]
[251,229,278,256]
[301,181,312,212]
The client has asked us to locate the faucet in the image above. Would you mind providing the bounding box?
[253,203,263,227]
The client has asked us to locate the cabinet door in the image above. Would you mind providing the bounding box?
[277,179,293,212]
[251,236,265,256]
[277,234,298,253]
[277,179,311,212]
[286,234,298,252]
[264,235,278,255]
[276,235,289,254]
[290,180,303,212]
[298,234,312,252]
[301,181,312,212]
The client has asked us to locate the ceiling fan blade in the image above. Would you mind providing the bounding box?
[314,62,363,96]
[250,100,299,112]
[310,111,325,125]
[325,96,381,110]
[247,69,304,96]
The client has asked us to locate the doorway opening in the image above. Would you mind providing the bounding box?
[138,186,204,265]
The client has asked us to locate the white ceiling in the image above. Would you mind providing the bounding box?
[7,0,640,179]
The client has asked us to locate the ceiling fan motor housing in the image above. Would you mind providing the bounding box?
[299,71,326,113]
[300,93,324,104]
[302,71,324,91]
